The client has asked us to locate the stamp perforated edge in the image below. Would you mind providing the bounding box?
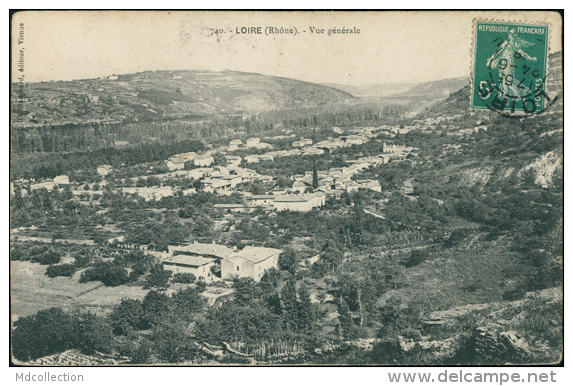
[469,18,553,113]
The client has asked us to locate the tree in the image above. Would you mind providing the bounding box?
[171,287,207,321]
[195,302,283,344]
[233,277,262,304]
[297,283,316,334]
[281,276,298,330]
[35,250,61,265]
[45,263,76,278]
[151,322,200,363]
[101,266,129,287]
[11,307,75,361]
[337,299,359,340]
[75,312,114,355]
[141,290,172,328]
[312,161,318,189]
[259,267,280,292]
[144,265,172,290]
[319,240,343,272]
[278,249,298,275]
[171,272,196,284]
[109,298,144,335]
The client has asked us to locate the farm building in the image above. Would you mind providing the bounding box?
[194,154,214,167]
[221,246,283,282]
[162,255,216,282]
[272,193,325,212]
[247,195,276,206]
[97,165,113,176]
[169,242,235,261]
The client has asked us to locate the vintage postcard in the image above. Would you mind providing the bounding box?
[9,11,563,368]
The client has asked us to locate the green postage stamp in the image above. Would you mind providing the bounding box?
[471,21,549,114]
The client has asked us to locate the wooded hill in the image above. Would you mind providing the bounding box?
[11,70,355,129]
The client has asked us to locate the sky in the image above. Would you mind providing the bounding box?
[11,11,562,85]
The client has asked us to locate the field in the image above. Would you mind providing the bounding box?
[10,260,149,320]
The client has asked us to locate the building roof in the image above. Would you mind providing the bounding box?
[248,195,276,200]
[214,204,246,209]
[164,255,215,267]
[228,246,283,264]
[170,243,234,259]
[273,194,319,203]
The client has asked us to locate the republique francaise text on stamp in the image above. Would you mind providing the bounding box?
[471,21,550,115]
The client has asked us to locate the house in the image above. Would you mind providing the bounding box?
[162,255,216,282]
[122,187,174,201]
[221,175,242,188]
[203,179,232,193]
[245,155,259,163]
[246,138,260,147]
[247,195,276,206]
[259,154,274,162]
[229,139,243,151]
[225,155,242,166]
[254,142,273,150]
[359,179,382,193]
[346,181,359,193]
[194,154,214,167]
[383,142,411,154]
[167,152,198,171]
[221,246,283,282]
[345,135,367,145]
[303,148,324,156]
[166,158,185,171]
[53,175,70,185]
[292,138,313,147]
[272,193,325,212]
[170,241,235,260]
[292,181,308,194]
[97,165,113,176]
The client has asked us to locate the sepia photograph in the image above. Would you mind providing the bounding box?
[9,10,563,368]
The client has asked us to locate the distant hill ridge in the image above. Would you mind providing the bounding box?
[11,70,355,127]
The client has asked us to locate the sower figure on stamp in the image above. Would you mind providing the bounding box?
[486,29,537,98]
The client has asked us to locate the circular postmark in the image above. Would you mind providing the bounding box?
[472,22,556,117]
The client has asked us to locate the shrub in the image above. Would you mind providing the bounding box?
[75,313,115,355]
[109,298,145,334]
[79,261,129,287]
[443,228,472,248]
[151,323,201,364]
[11,308,75,361]
[171,272,196,284]
[144,266,172,289]
[45,263,76,278]
[402,249,429,268]
[34,251,61,265]
[102,267,129,287]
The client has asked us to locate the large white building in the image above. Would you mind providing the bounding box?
[221,246,283,282]
[194,154,214,167]
[272,193,325,212]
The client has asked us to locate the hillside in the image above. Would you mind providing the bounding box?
[388,77,468,100]
[321,82,416,98]
[11,70,354,128]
